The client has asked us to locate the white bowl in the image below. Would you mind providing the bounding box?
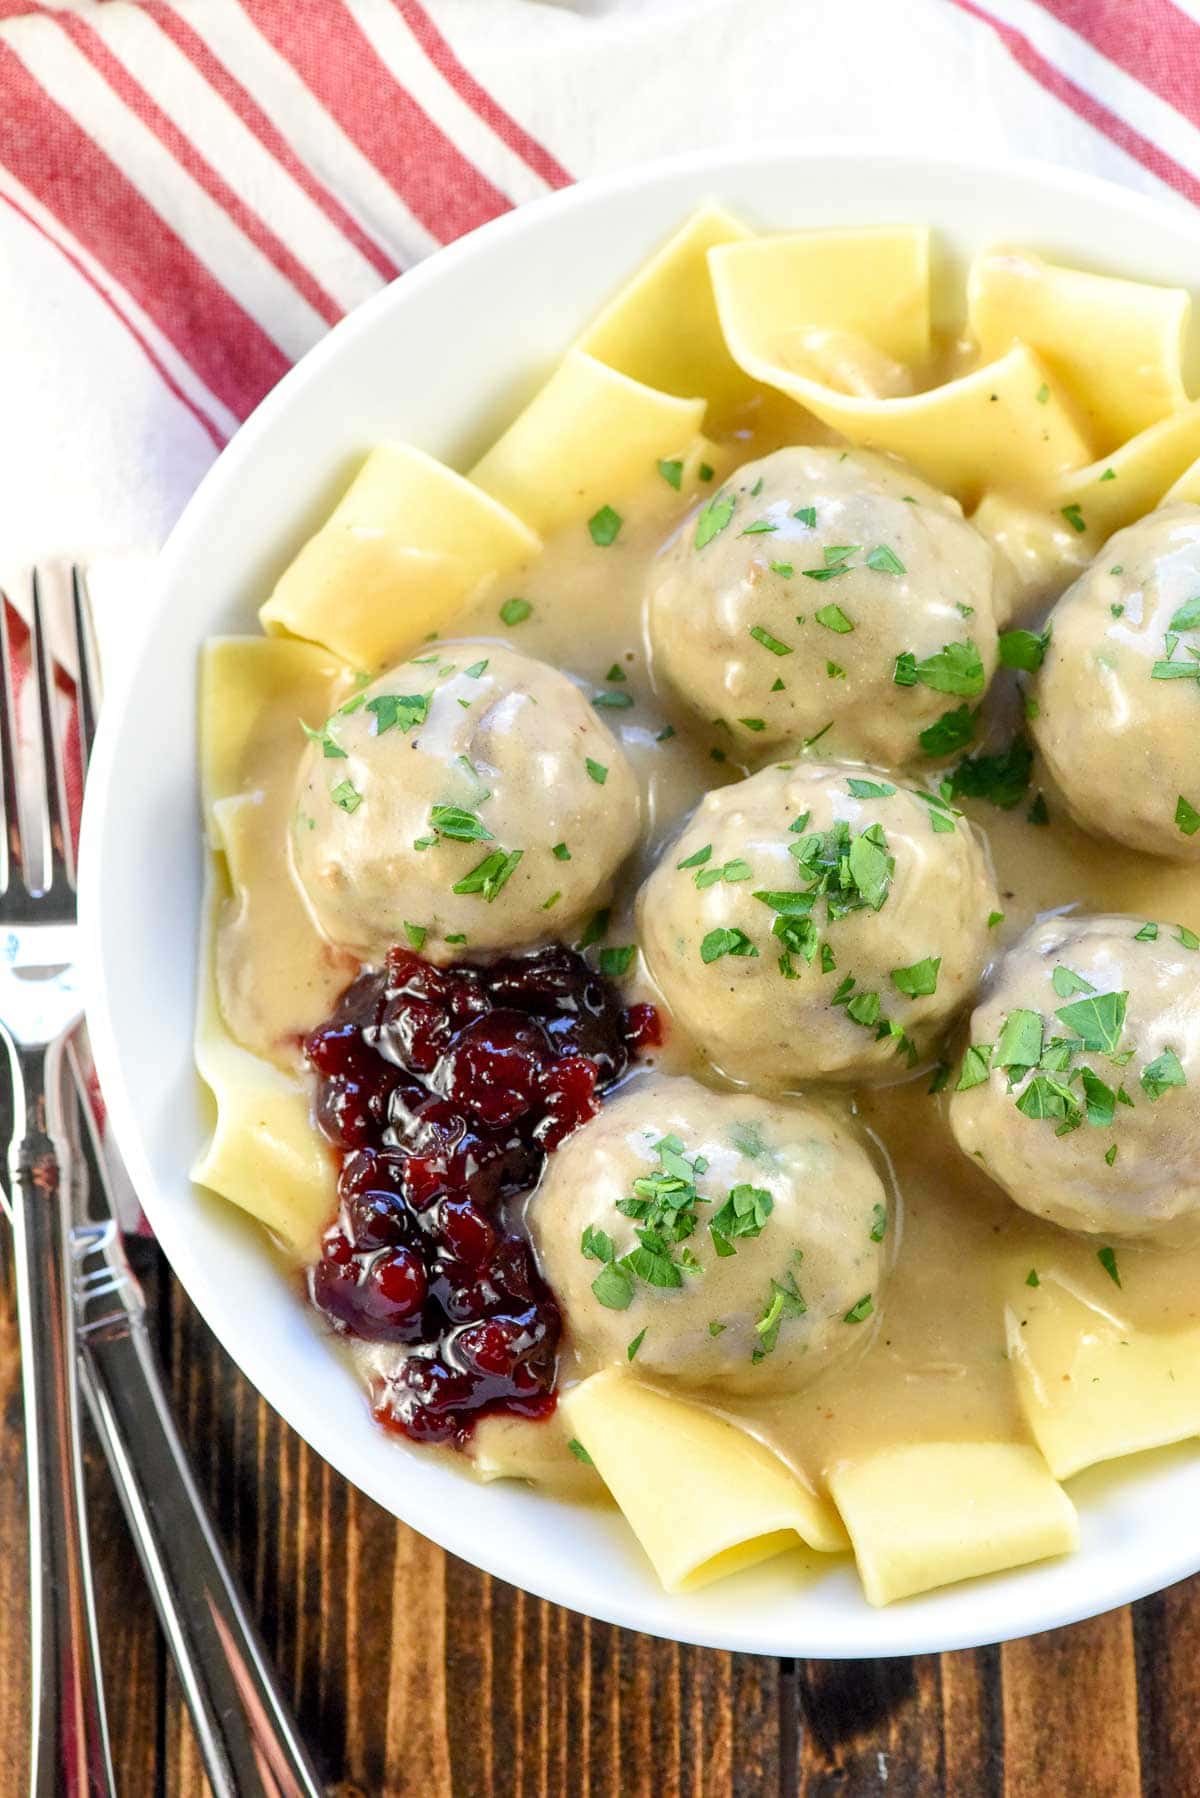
[80,143,1200,1657]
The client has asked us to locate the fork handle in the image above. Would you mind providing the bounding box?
[76,1303,325,1798]
[7,1035,115,1798]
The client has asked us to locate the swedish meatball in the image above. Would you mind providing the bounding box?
[949,912,1200,1237]
[1031,505,1200,860]
[637,761,999,1088]
[647,445,1000,766]
[531,1074,888,1395]
[294,642,639,960]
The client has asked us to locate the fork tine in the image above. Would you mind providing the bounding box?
[30,568,74,895]
[71,569,101,776]
[0,592,23,897]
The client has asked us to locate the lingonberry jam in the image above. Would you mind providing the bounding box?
[304,944,657,1447]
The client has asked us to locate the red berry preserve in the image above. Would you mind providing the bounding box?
[304,944,658,1447]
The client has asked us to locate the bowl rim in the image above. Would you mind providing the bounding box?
[79,138,1200,1657]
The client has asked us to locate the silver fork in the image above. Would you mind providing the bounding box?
[64,571,325,1798]
[0,570,114,1795]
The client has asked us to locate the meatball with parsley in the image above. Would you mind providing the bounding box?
[647,444,1001,767]
[637,760,1000,1088]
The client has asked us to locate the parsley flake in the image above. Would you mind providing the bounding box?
[695,492,736,549]
[330,780,362,814]
[749,624,792,656]
[657,457,683,490]
[1097,1245,1122,1288]
[499,597,532,626]
[588,505,623,547]
[585,759,608,786]
[815,604,854,633]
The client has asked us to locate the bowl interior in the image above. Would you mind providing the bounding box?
[80,143,1200,1657]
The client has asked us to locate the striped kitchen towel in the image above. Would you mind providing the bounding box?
[1,0,1199,661]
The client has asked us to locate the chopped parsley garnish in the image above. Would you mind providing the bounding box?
[1134,921,1158,941]
[826,661,845,680]
[988,910,1005,929]
[1105,1144,1118,1166]
[750,478,764,497]
[677,844,712,870]
[567,1438,594,1465]
[869,1204,888,1242]
[657,457,683,490]
[928,1061,951,1094]
[330,780,362,814]
[794,506,817,528]
[753,1270,806,1360]
[599,944,636,978]
[865,545,905,575]
[847,778,895,799]
[1097,1245,1122,1288]
[366,691,430,735]
[709,1183,774,1256]
[1055,989,1127,1054]
[1141,1047,1186,1100]
[708,1320,726,1337]
[1051,966,1095,999]
[1176,795,1200,836]
[770,561,795,578]
[741,520,778,536]
[701,927,759,963]
[803,721,834,749]
[403,921,427,950]
[950,735,1033,810]
[542,891,561,910]
[588,505,623,546]
[592,689,634,710]
[499,597,532,626]
[300,718,348,759]
[1179,925,1200,950]
[998,628,1050,672]
[739,717,767,731]
[656,724,675,742]
[578,909,610,949]
[815,603,854,633]
[1151,661,1200,680]
[695,492,736,549]
[585,758,608,785]
[430,804,494,843]
[1027,792,1050,826]
[843,1294,874,1324]
[605,663,627,682]
[445,933,467,944]
[1169,595,1200,631]
[995,1008,1044,1073]
[956,1043,993,1090]
[1061,503,1087,533]
[627,1328,647,1361]
[552,842,571,861]
[452,847,523,902]
[772,677,786,692]
[749,624,792,656]
[890,955,941,997]
[920,704,976,757]
[699,462,714,481]
[894,640,986,697]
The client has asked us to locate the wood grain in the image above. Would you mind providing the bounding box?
[0,1251,1198,1796]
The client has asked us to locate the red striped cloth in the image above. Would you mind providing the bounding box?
[1,0,1196,1227]
[1,0,1198,618]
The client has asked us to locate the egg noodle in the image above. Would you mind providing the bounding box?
[196,207,1200,1607]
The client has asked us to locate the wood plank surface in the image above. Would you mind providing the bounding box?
[0,1244,1198,1796]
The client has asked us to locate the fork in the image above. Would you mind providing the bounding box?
[0,570,114,1795]
[62,570,325,1798]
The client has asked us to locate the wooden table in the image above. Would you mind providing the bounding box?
[1,1244,1197,1797]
